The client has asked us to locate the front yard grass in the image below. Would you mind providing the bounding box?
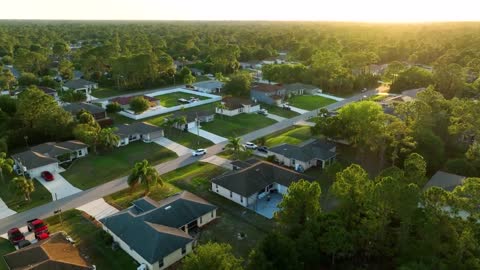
[264,126,314,147]
[288,95,336,110]
[201,113,276,138]
[154,92,209,107]
[164,128,214,149]
[61,142,177,190]
[0,173,52,212]
[45,210,138,269]
[260,103,300,118]
[0,238,15,270]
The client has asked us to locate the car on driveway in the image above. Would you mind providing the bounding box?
[257,109,268,115]
[282,104,291,110]
[7,228,25,245]
[41,171,54,181]
[257,146,268,153]
[244,142,257,150]
[192,149,207,156]
[27,218,49,236]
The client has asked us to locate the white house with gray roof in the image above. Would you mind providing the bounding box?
[63,79,98,98]
[100,191,217,270]
[268,139,336,172]
[11,140,88,178]
[114,122,164,147]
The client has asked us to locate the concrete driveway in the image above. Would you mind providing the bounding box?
[76,198,119,220]
[266,113,286,122]
[288,106,309,114]
[153,137,192,156]
[35,173,82,201]
[188,128,227,144]
[0,199,16,219]
[201,155,233,170]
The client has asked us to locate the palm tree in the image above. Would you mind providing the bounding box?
[128,160,162,194]
[224,137,245,159]
[179,116,188,131]
[216,103,227,119]
[0,152,14,183]
[99,128,120,150]
[11,176,35,201]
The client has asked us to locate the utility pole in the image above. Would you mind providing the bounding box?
[196,112,200,146]
[54,193,63,226]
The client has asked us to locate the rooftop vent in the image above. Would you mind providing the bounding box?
[165,206,172,210]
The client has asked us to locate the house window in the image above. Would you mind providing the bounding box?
[230,191,233,198]
[211,211,214,218]
[200,217,203,224]
[159,259,164,268]
[240,196,243,203]
[291,159,296,165]
[182,246,187,255]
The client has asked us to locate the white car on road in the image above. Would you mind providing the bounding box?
[244,142,257,150]
[192,149,207,156]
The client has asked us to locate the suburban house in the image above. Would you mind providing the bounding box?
[37,86,59,100]
[193,81,223,93]
[3,232,92,270]
[11,140,88,178]
[109,95,159,110]
[424,171,466,192]
[169,110,215,130]
[63,102,108,121]
[73,70,84,80]
[115,122,164,147]
[268,139,337,172]
[284,83,320,95]
[250,83,286,105]
[100,192,217,270]
[3,65,21,79]
[216,97,261,116]
[401,87,426,99]
[63,79,98,96]
[212,159,311,218]
[239,61,262,70]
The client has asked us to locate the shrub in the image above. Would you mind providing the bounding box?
[129,96,149,114]
[106,102,122,113]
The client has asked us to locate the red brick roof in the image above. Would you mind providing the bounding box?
[251,83,284,93]
[110,95,157,105]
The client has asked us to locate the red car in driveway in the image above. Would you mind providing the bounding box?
[7,228,25,245]
[41,171,54,181]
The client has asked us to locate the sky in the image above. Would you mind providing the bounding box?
[1,0,479,22]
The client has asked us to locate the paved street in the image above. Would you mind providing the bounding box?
[0,89,376,233]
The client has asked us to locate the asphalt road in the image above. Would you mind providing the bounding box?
[0,89,376,233]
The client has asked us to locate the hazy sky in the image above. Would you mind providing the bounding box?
[2,0,479,22]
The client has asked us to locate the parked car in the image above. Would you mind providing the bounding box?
[244,142,257,149]
[192,149,207,156]
[282,104,291,110]
[36,232,49,241]
[185,84,195,89]
[257,146,268,153]
[178,98,189,104]
[7,228,25,245]
[27,218,49,236]
[257,109,268,115]
[41,171,54,181]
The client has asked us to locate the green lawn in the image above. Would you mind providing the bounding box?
[105,183,181,210]
[108,112,136,125]
[0,173,52,212]
[154,92,209,107]
[260,103,300,118]
[202,113,276,137]
[0,238,15,270]
[45,210,138,269]
[288,95,336,110]
[264,126,314,147]
[61,142,177,190]
[164,128,214,149]
[144,102,220,127]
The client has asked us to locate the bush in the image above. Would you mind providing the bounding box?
[60,91,86,102]
[106,102,122,113]
[445,158,476,176]
[129,96,150,114]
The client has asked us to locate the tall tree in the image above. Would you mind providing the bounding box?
[223,72,252,97]
[98,128,120,150]
[0,152,14,183]
[182,242,243,270]
[11,176,35,201]
[224,137,245,159]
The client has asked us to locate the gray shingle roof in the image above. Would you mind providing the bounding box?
[195,81,223,90]
[114,122,163,139]
[424,171,466,192]
[269,139,336,162]
[63,102,105,115]
[212,160,312,197]
[11,151,58,169]
[64,79,97,90]
[100,191,216,264]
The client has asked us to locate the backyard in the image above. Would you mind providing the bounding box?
[201,113,276,137]
[288,95,336,110]
[260,103,300,118]
[154,92,209,107]
[144,102,219,127]
[0,172,52,212]
[45,210,138,269]
[61,142,177,189]
[264,126,315,147]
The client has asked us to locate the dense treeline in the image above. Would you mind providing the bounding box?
[1,22,480,95]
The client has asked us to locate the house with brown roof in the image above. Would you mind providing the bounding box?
[215,97,260,116]
[250,83,286,105]
[100,191,217,270]
[2,232,92,270]
[211,159,312,218]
